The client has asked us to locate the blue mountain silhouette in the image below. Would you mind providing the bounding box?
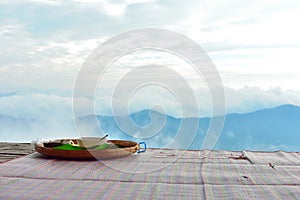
[0,104,299,151]
[77,104,300,151]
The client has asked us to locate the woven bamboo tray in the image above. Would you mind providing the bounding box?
[35,139,145,160]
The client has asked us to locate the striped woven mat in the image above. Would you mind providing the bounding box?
[0,149,300,199]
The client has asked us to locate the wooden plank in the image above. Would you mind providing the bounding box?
[0,142,34,163]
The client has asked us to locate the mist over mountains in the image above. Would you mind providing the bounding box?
[0,104,299,151]
[78,104,300,151]
[215,104,300,151]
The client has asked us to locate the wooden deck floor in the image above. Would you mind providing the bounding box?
[1,143,300,198]
[0,142,34,163]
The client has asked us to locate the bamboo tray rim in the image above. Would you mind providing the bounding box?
[34,139,141,160]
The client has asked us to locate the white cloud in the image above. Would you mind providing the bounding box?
[0,0,300,122]
[225,87,300,114]
[92,86,300,117]
[29,0,62,6]
[0,94,73,119]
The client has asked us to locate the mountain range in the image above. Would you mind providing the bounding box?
[1,104,299,151]
[77,104,300,151]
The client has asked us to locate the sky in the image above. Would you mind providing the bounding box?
[0,0,300,120]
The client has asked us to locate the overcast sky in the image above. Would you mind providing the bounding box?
[0,0,300,118]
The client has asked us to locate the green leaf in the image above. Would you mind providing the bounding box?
[94,143,110,150]
[53,143,86,150]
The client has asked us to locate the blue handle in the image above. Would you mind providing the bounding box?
[138,142,146,153]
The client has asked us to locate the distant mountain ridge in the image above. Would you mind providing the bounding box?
[216,104,300,151]
[77,104,300,151]
[1,104,299,151]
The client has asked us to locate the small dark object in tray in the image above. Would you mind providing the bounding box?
[115,144,125,148]
[44,142,63,148]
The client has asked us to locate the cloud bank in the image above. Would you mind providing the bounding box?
[0,0,300,143]
[0,86,299,120]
